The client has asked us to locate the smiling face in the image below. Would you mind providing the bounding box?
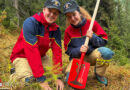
[66,10,82,26]
[43,8,59,24]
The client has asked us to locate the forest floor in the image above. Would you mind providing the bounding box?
[0,31,130,90]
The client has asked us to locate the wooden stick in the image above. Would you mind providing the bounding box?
[84,0,100,46]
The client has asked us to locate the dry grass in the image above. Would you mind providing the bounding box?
[0,32,130,90]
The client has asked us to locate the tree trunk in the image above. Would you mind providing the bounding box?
[14,0,19,27]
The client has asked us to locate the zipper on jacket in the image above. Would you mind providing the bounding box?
[47,25,50,31]
[80,27,83,37]
[47,23,53,31]
[80,27,84,43]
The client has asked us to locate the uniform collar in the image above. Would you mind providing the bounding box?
[33,12,59,31]
[71,18,86,28]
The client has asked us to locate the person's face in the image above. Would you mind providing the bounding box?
[66,11,82,26]
[43,8,59,24]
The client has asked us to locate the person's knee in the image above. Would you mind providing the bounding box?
[13,59,32,78]
[90,49,101,59]
[86,49,101,65]
[97,47,114,60]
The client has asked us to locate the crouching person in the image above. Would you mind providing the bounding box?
[10,0,64,90]
[63,0,114,86]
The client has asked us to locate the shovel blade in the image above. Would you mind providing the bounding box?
[68,58,90,89]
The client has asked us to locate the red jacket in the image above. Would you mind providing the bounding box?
[64,19,108,60]
[10,12,62,78]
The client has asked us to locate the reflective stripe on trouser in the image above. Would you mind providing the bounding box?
[9,56,50,83]
[65,49,109,76]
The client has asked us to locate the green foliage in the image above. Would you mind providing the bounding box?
[43,57,63,88]
[113,50,129,66]
[0,10,8,35]
[23,83,41,90]
[60,26,66,39]
[114,0,130,58]
[0,0,129,66]
[18,0,44,24]
[104,20,129,66]
[0,0,18,29]
[0,10,7,23]
[2,17,10,28]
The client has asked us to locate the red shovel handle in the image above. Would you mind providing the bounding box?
[78,52,86,67]
[80,52,86,62]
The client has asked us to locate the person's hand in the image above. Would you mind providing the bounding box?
[56,79,64,90]
[39,82,52,90]
[86,30,93,39]
[80,45,88,53]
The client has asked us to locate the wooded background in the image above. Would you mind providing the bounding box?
[0,0,130,65]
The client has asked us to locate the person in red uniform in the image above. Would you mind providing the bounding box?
[10,0,64,90]
[63,0,114,86]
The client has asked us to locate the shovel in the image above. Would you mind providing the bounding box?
[67,0,101,89]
